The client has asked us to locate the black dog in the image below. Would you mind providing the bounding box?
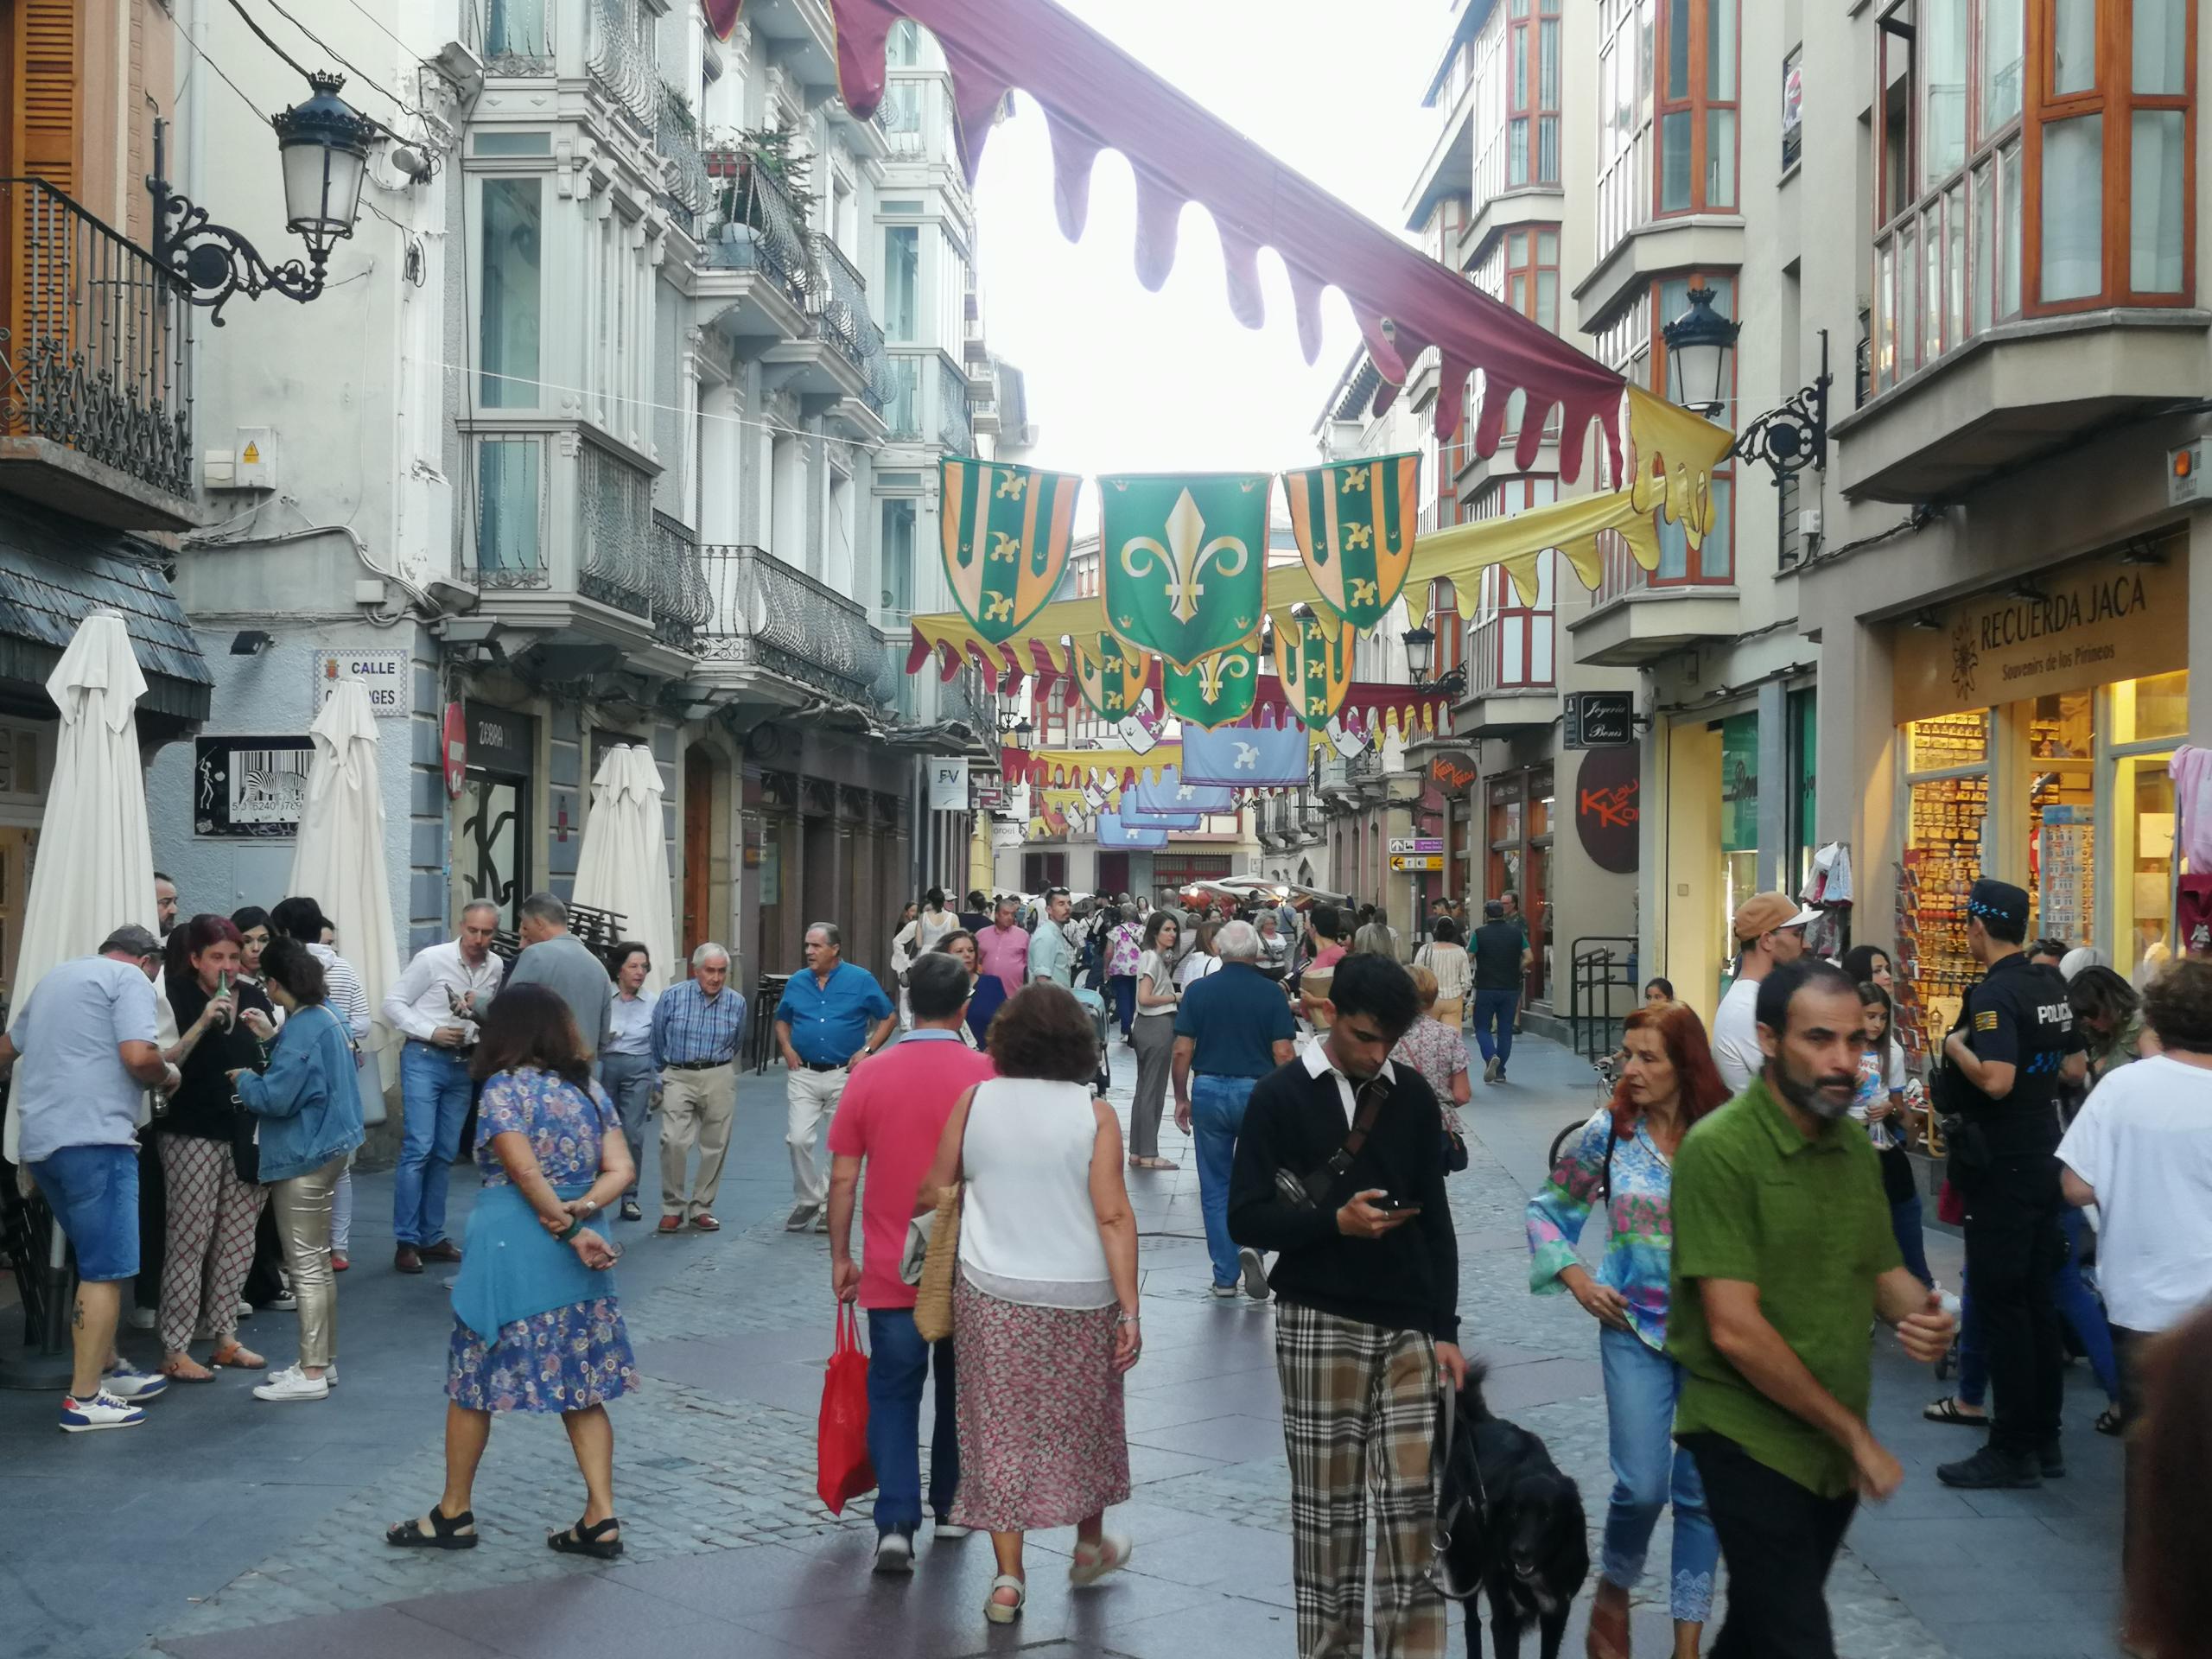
[1433,1366,1590,1659]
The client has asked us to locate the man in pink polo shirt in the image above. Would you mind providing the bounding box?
[827,950,995,1573]
[974,894,1031,998]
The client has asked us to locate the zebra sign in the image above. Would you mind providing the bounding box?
[192,735,316,838]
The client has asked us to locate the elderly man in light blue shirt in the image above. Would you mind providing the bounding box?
[1027,888,1078,988]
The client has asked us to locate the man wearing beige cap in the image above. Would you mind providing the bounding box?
[1712,893,1821,1094]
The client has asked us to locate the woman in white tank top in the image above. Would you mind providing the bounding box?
[918,983,1141,1625]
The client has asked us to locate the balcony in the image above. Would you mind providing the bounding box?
[0,181,197,531]
[693,154,814,343]
[584,0,658,134]
[461,434,697,673]
[1834,308,2212,504]
[694,543,888,707]
[938,350,974,454]
[801,232,895,423]
[655,87,710,237]
[1566,532,1739,668]
[467,0,557,76]
[1462,611,1560,734]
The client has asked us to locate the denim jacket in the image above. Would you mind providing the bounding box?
[234,1004,365,1183]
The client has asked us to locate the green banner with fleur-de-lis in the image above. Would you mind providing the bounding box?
[1282,452,1421,630]
[1101,473,1271,673]
[940,459,1083,643]
[1164,639,1261,730]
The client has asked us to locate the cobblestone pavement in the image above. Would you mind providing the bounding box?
[0,1033,2127,1658]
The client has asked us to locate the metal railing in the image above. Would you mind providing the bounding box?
[586,0,658,130]
[651,511,712,649]
[937,354,973,454]
[695,543,884,704]
[940,663,995,730]
[580,440,656,615]
[0,179,193,501]
[466,0,556,73]
[657,87,710,232]
[703,155,813,308]
[808,233,894,412]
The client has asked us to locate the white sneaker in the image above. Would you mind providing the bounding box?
[1238,1247,1271,1301]
[60,1389,146,1432]
[236,1300,254,1319]
[103,1363,168,1402]
[269,1294,299,1312]
[127,1306,156,1331]
[251,1365,330,1403]
[1210,1281,1238,1299]
[874,1530,915,1573]
[934,1519,973,1540]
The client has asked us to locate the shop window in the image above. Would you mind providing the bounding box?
[2025,690,2094,942]
[2112,670,2189,743]
[1656,0,1739,214]
[1899,712,1993,1054]
[1909,708,1988,769]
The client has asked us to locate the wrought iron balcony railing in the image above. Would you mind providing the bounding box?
[808,233,895,412]
[0,179,193,504]
[702,154,814,308]
[586,0,658,130]
[650,512,713,649]
[696,543,885,705]
[656,87,710,232]
[938,353,973,454]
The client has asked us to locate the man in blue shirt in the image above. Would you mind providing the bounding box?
[649,943,748,1235]
[1173,919,1297,1300]
[773,922,897,1233]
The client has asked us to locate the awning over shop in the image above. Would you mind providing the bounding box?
[0,503,215,730]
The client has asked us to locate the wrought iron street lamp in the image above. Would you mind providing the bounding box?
[149,73,381,326]
[1662,283,1833,482]
[997,712,1033,748]
[1399,622,1467,701]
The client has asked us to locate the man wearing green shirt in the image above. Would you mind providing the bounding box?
[1669,958,1955,1659]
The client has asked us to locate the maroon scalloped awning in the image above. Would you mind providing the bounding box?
[819,0,1628,481]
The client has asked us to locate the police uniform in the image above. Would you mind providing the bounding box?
[1951,880,2082,1467]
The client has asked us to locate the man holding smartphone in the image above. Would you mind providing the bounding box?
[1230,953,1464,1659]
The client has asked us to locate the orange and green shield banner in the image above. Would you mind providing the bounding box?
[1069,632,1148,722]
[940,459,1082,644]
[1102,473,1270,672]
[1271,607,1353,726]
[1164,639,1260,730]
[1282,452,1421,629]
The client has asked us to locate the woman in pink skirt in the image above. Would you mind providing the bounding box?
[918,982,1142,1624]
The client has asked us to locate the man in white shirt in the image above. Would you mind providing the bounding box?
[2057,957,2212,1630]
[380,902,505,1274]
[1710,893,1819,1096]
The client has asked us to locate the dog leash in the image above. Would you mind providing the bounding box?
[1427,1377,1489,1598]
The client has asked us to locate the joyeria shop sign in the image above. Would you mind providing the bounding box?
[1894,549,2187,724]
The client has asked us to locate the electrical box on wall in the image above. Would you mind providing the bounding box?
[2170,439,2209,507]
[205,428,277,493]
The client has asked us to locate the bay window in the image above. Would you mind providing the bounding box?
[1656,0,1738,214]
[1596,0,1656,258]
[480,177,543,409]
[1508,0,1563,188]
[1876,0,2194,391]
[1467,478,1560,694]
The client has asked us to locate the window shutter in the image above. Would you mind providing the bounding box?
[10,0,81,193]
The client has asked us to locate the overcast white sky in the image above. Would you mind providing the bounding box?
[968,0,1441,487]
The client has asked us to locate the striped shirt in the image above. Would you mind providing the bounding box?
[650,978,747,1068]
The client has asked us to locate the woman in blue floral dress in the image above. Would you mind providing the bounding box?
[1525,1001,1732,1659]
[385,985,637,1560]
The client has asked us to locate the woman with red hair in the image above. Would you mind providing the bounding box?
[1527,1001,1731,1659]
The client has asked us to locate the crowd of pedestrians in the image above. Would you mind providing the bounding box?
[8,866,2207,1656]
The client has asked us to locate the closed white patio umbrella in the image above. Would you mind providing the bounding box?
[287,680,401,1054]
[573,745,676,995]
[4,612,156,1167]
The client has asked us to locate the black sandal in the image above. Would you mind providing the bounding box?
[2096,1403,2126,1437]
[1923,1395,1986,1426]
[548,1516,623,1560]
[386,1506,479,1550]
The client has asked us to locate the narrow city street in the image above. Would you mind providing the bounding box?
[0,1036,2126,1659]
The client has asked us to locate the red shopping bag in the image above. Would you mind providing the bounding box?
[816,1302,875,1515]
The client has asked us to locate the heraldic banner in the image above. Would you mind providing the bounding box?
[1101,473,1271,673]
[1271,607,1353,726]
[1164,639,1260,730]
[941,458,1083,643]
[1282,453,1421,629]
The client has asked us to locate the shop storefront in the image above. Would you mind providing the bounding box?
[453,701,537,931]
[1890,545,2189,1057]
[1484,766,1554,1003]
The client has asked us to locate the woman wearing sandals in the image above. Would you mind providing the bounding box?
[918,983,1141,1624]
[386,984,637,1560]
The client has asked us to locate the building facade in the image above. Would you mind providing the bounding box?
[123,0,1020,995]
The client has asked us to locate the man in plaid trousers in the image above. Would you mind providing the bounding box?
[1230,952,1466,1658]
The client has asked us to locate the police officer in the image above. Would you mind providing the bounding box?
[1936,878,2086,1490]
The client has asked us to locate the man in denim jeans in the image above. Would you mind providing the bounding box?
[1173,920,1296,1300]
[826,952,994,1573]
[380,904,505,1274]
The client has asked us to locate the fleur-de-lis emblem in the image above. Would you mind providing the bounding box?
[996,473,1027,500]
[988,531,1020,563]
[1196,651,1254,702]
[1344,524,1373,551]
[1341,469,1370,494]
[1120,489,1250,625]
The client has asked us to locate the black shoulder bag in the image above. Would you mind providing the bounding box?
[1275,1074,1393,1211]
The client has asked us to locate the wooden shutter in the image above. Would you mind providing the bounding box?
[7,0,80,192]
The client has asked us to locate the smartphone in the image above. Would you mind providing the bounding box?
[1372,1196,1422,1216]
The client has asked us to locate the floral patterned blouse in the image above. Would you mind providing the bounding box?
[1107,923,1143,978]
[474,1065,617,1185]
[1525,1108,1681,1351]
[1390,1015,1469,1140]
